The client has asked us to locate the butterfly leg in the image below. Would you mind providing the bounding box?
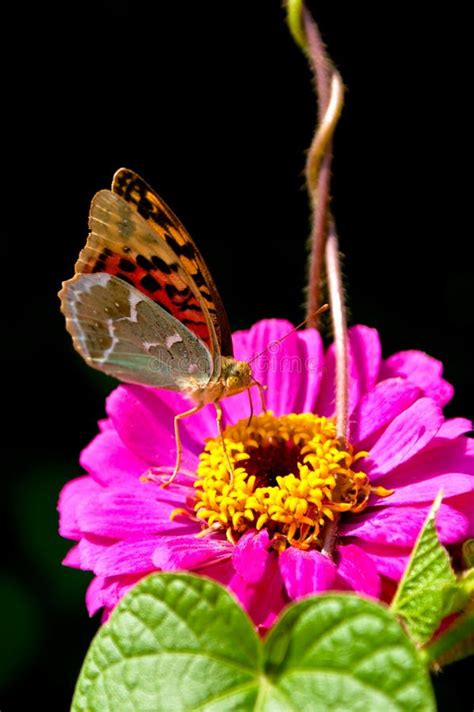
[214,401,234,483]
[162,404,203,488]
[246,387,254,427]
[247,380,267,426]
[254,379,267,412]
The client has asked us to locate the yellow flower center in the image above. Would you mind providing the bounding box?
[192,411,392,551]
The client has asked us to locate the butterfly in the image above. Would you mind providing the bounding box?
[59,168,264,484]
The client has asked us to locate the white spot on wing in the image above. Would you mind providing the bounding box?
[166,333,183,349]
[128,290,142,323]
[143,341,163,353]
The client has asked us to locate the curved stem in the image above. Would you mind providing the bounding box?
[305,73,344,325]
[286,0,306,51]
[305,73,344,193]
[297,5,345,327]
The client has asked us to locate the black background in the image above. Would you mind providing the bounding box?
[2,1,472,709]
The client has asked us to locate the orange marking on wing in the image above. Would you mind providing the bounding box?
[78,248,213,349]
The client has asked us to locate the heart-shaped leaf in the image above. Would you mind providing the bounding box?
[263,594,434,711]
[72,573,261,711]
[72,573,434,711]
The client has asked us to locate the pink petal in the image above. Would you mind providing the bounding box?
[279,547,337,599]
[232,530,270,584]
[335,544,381,598]
[372,473,474,506]
[368,398,443,477]
[148,389,218,441]
[341,503,469,546]
[94,539,159,576]
[73,536,113,570]
[352,378,421,445]
[227,552,287,631]
[80,427,149,486]
[316,342,359,418]
[447,492,474,537]
[357,544,410,581]
[106,385,209,469]
[85,575,107,616]
[201,551,287,632]
[74,489,195,539]
[427,418,473,449]
[199,556,285,630]
[151,535,233,571]
[294,328,325,413]
[225,319,323,419]
[372,553,409,580]
[62,544,81,568]
[380,350,453,406]
[349,325,382,393]
[58,476,103,539]
[317,326,381,418]
[86,574,144,617]
[370,437,474,505]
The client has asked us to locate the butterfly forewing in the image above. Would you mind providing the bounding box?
[60,273,214,389]
[73,188,222,377]
[112,168,233,357]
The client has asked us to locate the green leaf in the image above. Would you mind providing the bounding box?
[391,493,456,643]
[437,569,474,618]
[459,568,474,594]
[462,538,474,568]
[262,595,434,711]
[73,574,435,711]
[72,573,261,712]
[424,600,474,668]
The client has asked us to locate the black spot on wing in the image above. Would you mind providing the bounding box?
[192,272,206,288]
[179,302,202,312]
[151,255,172,274]
[140,274,161,292]
[118,258,136,273]
[179,241,196,259]
[165,233,181,254]
[136,254,154,271]
[200,290,213,302]
[164,233,196,261]
[92,260,106,273]
[165,284,190,299]
[152,211,173,231]
[182,318,207,327]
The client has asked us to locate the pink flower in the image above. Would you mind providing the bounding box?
[58,320,474,630]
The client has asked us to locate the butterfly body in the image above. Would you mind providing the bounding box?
[183,357,253,406]
[60,168,259,482]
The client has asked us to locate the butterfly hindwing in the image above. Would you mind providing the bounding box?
[59,273,214,389]
[112,168,233,357]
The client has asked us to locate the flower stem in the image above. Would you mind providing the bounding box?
[325,222,349,442]
[321,221,349,557]
[286,2,349,557]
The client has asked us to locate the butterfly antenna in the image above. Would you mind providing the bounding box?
[248,304,329,365]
